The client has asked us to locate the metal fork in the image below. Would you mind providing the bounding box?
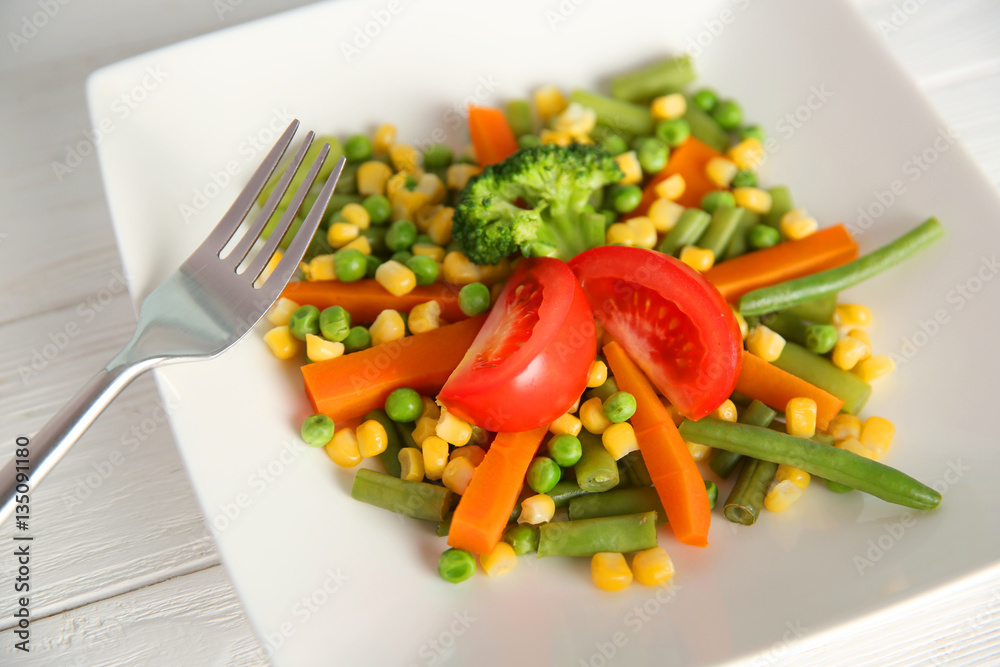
[0,120,344,525]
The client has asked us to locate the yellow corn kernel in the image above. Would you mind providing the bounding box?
[426,207,454,246]
[626,217,658,249]
[785,397,817,438]
[518,493,555,525]
[267,297,300,326]
[847,327,872,350]
[385,171,409,201]
[631,547,675,586]
[308,254,337,281]
[538,130,575,146]
[327,222,360,248]
[442,251,482,285]
[259,250,283,283]
[263,326,299,360]
[775,464,811,490]
[650,92,686,121]
[713,399,738,422]
[341,235,372,255]
[415,172,446,205]
[478,257,511,286]
[605,223,636,246]
[654,173,686,201]
[779,208,818,240]
[828,414,862,442]
[305,334,345,362]
[679,245,715,272]
[648,198,685,232]
[732,187,772,214]
[356,419,389,458]
[732,307,749,340]
[747,325,786,362]
[450,445,486,467]
[422,435,450,480]
[480,541,517,577]
[324,427,362,468]
[389,143,421,174]
[373,124,396,154]
[375,260,417,297]
[549,412,583,437]
[357,160,394,196]
[705,156,738,187]
[764,479,803,512]
[398,447,424,481]
[591,552,633,591]
[442,456,476,495]
[552,102,597,138]
[579,397,612,435]
[415,203,441,231]
[603,422,638,460]
[587,360,608,388]
[685,441,713,462]
[534,85,568,122]
[854,355,896,382]
[411,416,438,447]
[340,202,371,229]
[614,151,642,185]
[411,242,446,263]
[408,300,441,334]
[436,409,473,446]
[726,137,765,170]
[567,394,582,415]
[446,163,482,191]
[369,308,406,347]
[837,436,875,459]
[834,303,873,328]
[391,189,430,222]
[831,336,870,370]
[860,416,895,458]
[421,396,441,420]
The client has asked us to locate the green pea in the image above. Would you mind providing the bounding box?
[603,391,637,423]
[526,457,561,494]
[406,255,439,286]
[415,233,434,246]
[318,306,351,342]
[547,434,583,467]
[300,414,334,447]
[610,185,644,214]
[359,226,388,255]
[335,166,357,194]
[636,137,669,174]
[599,133,629,156]
[458,282,491,316]
[701,190,737,214]
[343,134,373,162]
[739,125,765,143]
[288,305,320,340]
[654,119,691,148]
[731,169,757,188]
[423,144,453,169]
[600,210,618,228]
[362,195,392,225]
[692,88,718,112]
[748,224,781,250]
[705,480,719,509]
[805,324,839,354]
[343,326,372,353]
[386,219,417,252]
[333,249,367,283]
[438,548,476,583]
[363,254,381,279]
[390,250,413,264]
[518,134,541,149]
[385,387,422,422]
[502,524,539,556]
[712,100,743,130]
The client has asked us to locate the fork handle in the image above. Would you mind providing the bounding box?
[0,360,150,526]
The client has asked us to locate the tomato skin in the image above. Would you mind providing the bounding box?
[439,257,596,432]
[569,246,742,420]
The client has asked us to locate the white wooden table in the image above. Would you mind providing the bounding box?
[1,1,998,665]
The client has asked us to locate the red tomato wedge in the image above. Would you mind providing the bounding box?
[569,246,742,420]
[438,257,596,432]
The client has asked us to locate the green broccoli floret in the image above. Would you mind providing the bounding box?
[452,143,624,264]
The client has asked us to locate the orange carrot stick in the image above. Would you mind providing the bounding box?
[704,224,859,302]
[282,280,468,324]
[627,137,724,219]
[468,105,519,166]
[302,315,485,423]
[734,350,843,431]
[447,427,548,555]
[603,341,710,547]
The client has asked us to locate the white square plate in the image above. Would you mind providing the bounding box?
[87,0,1000,664]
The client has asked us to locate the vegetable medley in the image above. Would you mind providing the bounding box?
[260,54,944,590]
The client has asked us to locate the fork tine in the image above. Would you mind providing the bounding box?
[261,156,346,290]
[200,119,299,254]
[243,143,331,280]
[223,130,316,267]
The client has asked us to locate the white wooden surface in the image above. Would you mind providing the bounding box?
[0,1,998,665]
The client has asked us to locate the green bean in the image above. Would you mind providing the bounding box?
[546,479,590,508]
[618,450,652,487]
[771,342,872,414]
[436,515,452,537]
[569,487,666,524]
[805,324,838,354]
[574,431,619,492]
[657,208,711,255]
[438,548,475,583]
[610,55,696,103]
[785,295,837,324]
[300,414,334,447]
[351,468,453,520]
[335,164,358,194]
[723,456,778,525]
[722,210,761,260]
[517,134,541,149]
[363,409,405,477]
[709,399,776,479]
[679,419,942,510]
[682,102,729,152]
[698,206,745,258]
[505,99,534,137]
[740,218,945,316]
[705,480,719,509]
[536,511,658,557]
[826,479,854,493]
[570,89,654,137]
[762,186,794,229]
[761,311,810,346]
[502,524,539,555]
